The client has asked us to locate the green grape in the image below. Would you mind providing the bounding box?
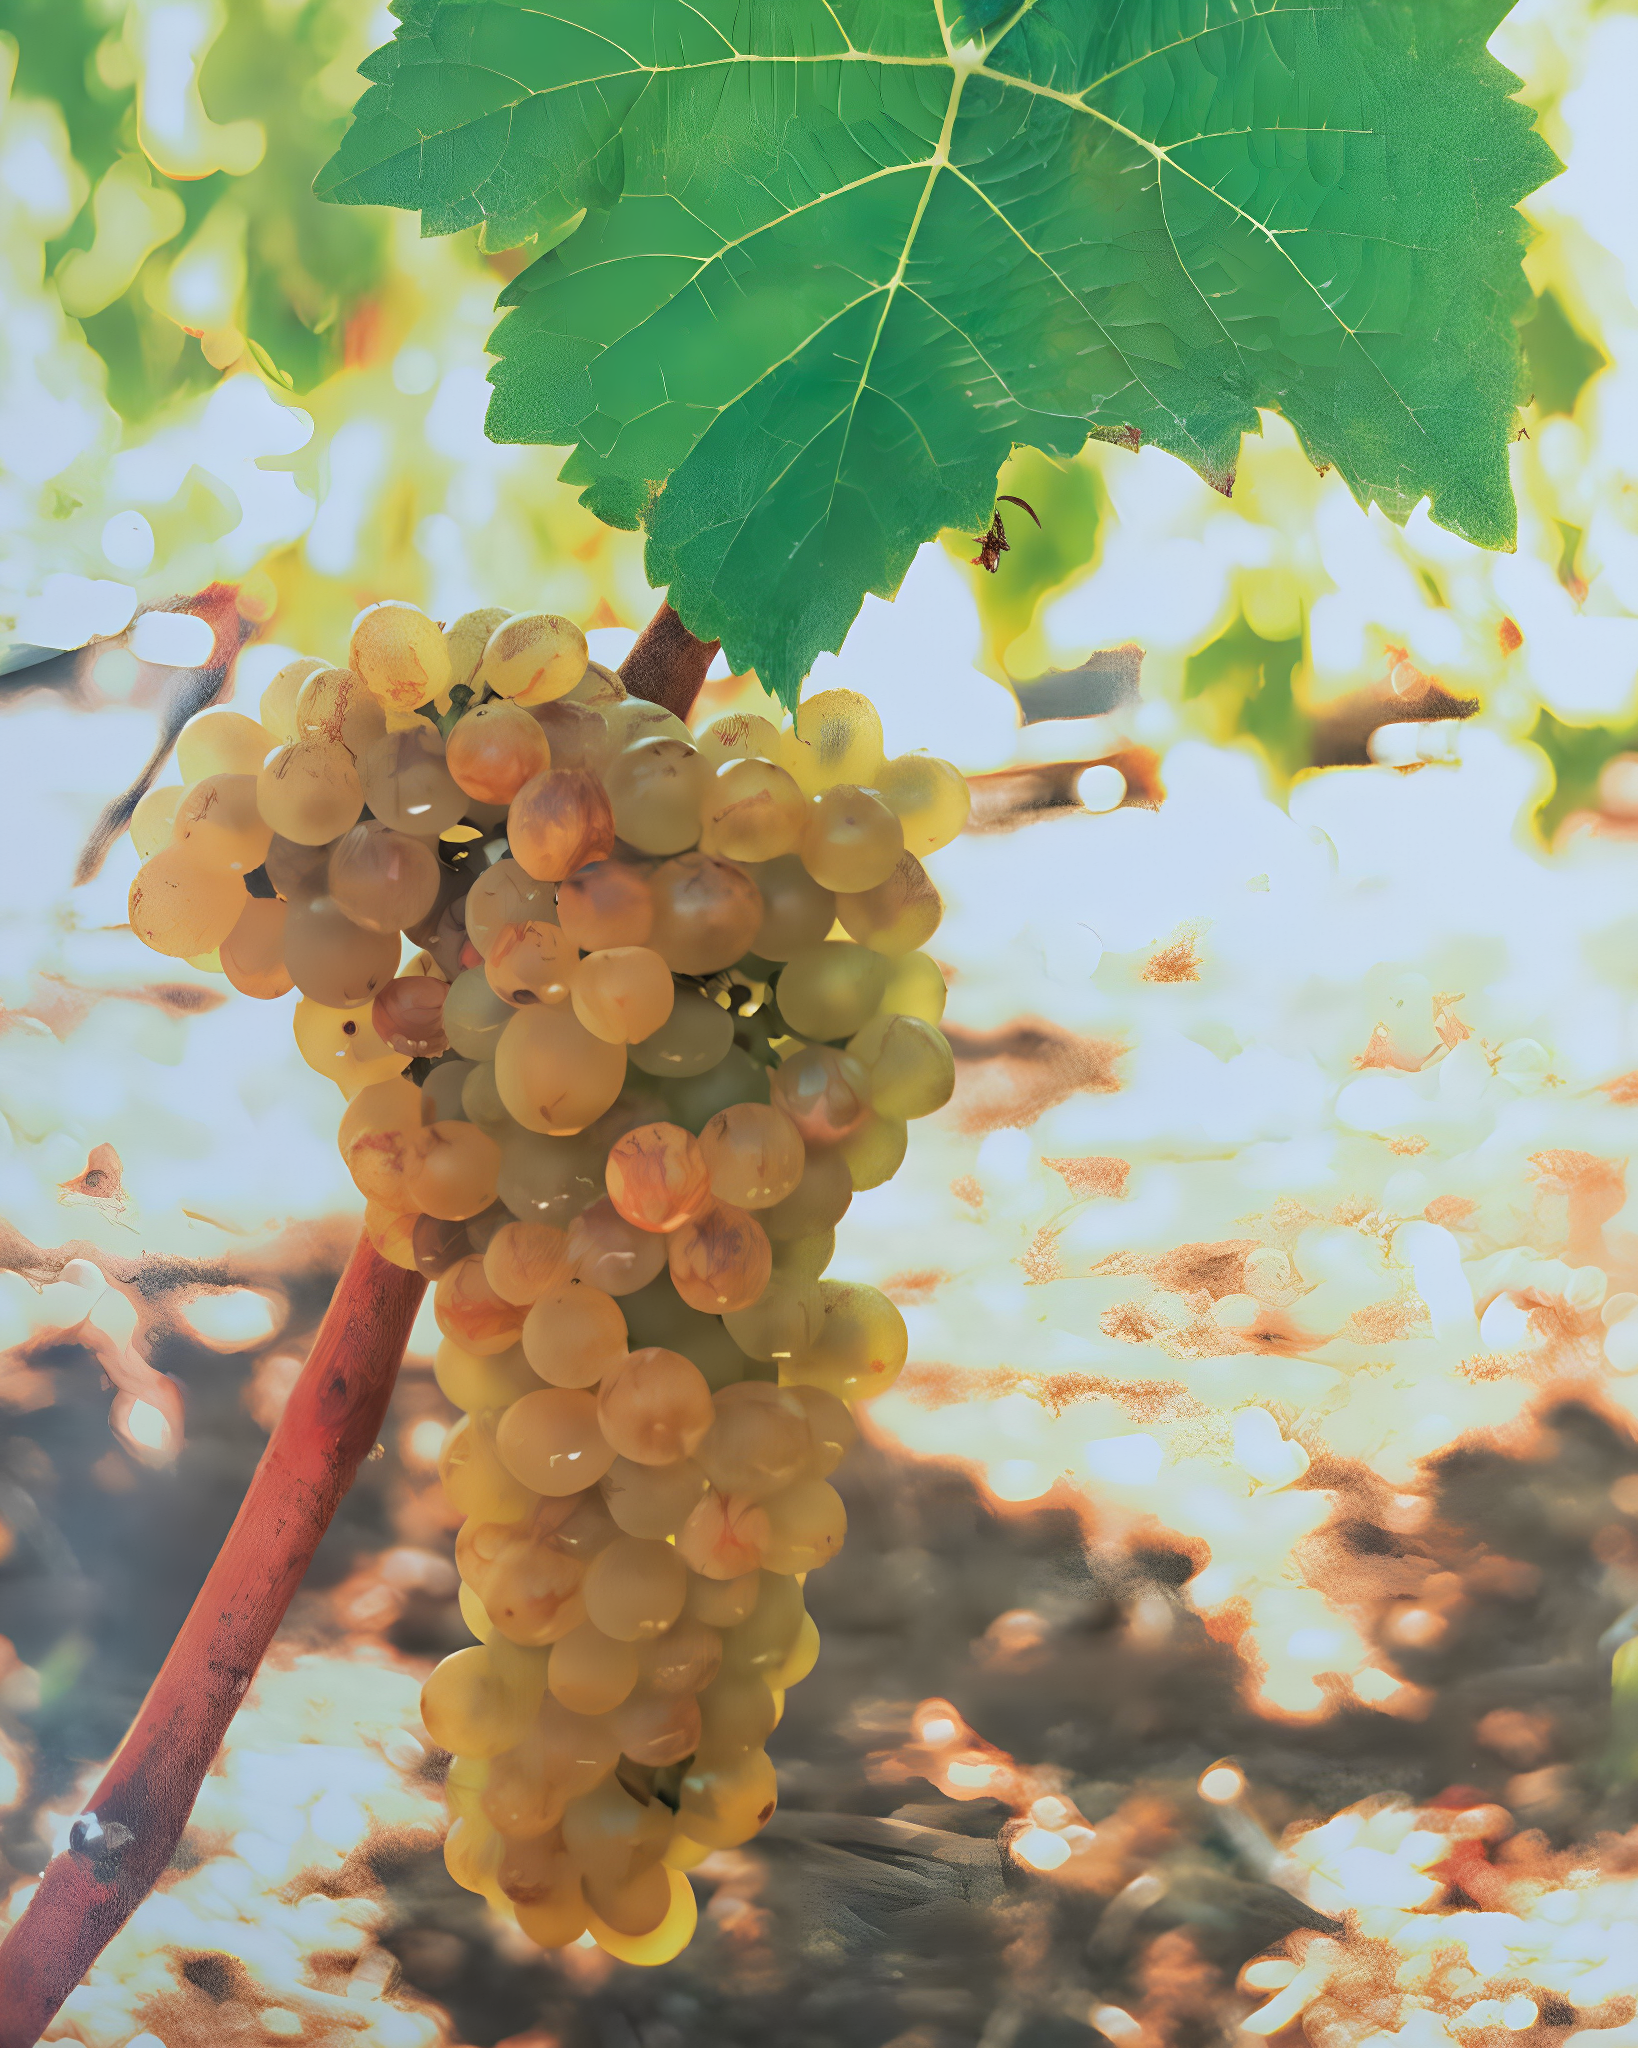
[349,600,451,713]
[785,1280,908,1401]
[605,737,710,854]
[776,942,889,1042]
[496,1126,607,1227]
[760,1141,853,1239]
[839,1112,909,1189]
[722,1278,821,1363]
[877,948,948,1024]
[718,1571,804,1676]
[618,1274,753,1393]
[801,784,904,893]
[697,713,782,770]
[284,894,401,1010]
[834,851,942,954]
[445,968,518,1060]
[497,1002,628,1135]
[601,1455,710,1539]
[422,1057,476,1122]
[846,1013,955,1119]
[128,845,247,958]
[686,1571,761,1629]
[327,820,443,932]
[360,724,467,838]
[256,739,363,845]
[694,1673,777,1764]
[647,853,765,975]
[630,985,735,1078]
[496,1387,616,1495]
[660,1047,772,1134]
[782,689,885,797]
[876,752,971,855]
[746,854,836,960]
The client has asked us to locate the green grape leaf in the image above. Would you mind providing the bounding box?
[319,0,1558,708]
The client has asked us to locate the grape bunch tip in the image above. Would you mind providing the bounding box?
[122,596,970,1961]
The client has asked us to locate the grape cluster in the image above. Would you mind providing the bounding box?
[121,598,967,1962]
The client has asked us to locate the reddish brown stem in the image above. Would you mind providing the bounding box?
[619,600,720,721]
[0,1237,425,2046]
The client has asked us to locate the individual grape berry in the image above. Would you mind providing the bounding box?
[697,1383,812,1501]
[129,784,185,859]
[781,688,884,797]
[568,659,627,708]
[264,832,334,902]
[720,1277,821,1362]
[746,854,835,960]
[769,1044,872,1147]
[520,1279,627,1387]
[838,1112,909,1189]
[639,1612,722,1693]
[479,612,589,703]
[784,1384,857,1475]
[295,664,387,759]
[444,606,512,693]
[295,997,407,1098]
[496,1001,628,1135]
[597,1346,714,1465]
[581,1536,689,1642]
[601,1456,710,1540]
[677,1489,770,1580]
[604,1122,711,1233]
[613,1688,700,1767]
[359,724,466,837]
[776,940,890,1041]
[461,1522,588,1651]
[699,757,807,862]
[846,1012,955,1119]
[572,947,675,1044]
[557,860,652,950]
[718,1571,804,1675]
[338,1074,427,1202]
[284,894,401,1009]
[259,655,325,747]
[465,857,557,956]
[686,1571,761,1628]
[129,846,247,958]
[647,853,764,976]
[761,1478,847,1574]
[445,968,518,1060]
[547,1622,640,1715]
[420,1643,543,1759]
[483,1221,574,1306]
[447,699,552,804]
[373,975,450,1057]
[256,738,364,845]
[629,985,734,1078]
[566,1198,670,1295]
[496,1386,615,1494]
[603,700,690,751]
[406,1120,502,1221]
[487,921,577,1007]
[415,1215,474,1281]
[698,1103,804,1210]
[508,767,616,881]
[604,737,709,854]
[436,1253,530,1355]
[220,898,293,1000]
[660,1046,771,1135]
[550,1487,621,1559]
[668,1202,772,1315]
[327,819,443,932]
[531,699,616,779]
[800,783,904,892]
[696,713,782,771]
[177,709,271,782]
[786,1279,908,1400]
[834,849,942,954]
[876,751,971,855]
[349,600,451,712]
[173,774,273,875]
[877,947,948,1024]
[693,1671,777,1765]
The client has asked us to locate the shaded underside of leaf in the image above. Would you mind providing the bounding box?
[318,0,1559,707]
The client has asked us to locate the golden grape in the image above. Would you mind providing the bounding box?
[487,920,577,1007]
[129,783,184,859]
[699,756,807,862]
[480,612,589,704]
[696,713,782,771]
[256,738,364,845]
[835,849,942,954]
[483,1221,574,1306]
[438,1411,537,1522]
[877,947,948,1023]
[436,1253,530,1355]
[876,751,971,855]
[839,1111,909,1189]
[647,852,764,975]
[604,737,709,855]
[406,1119,502,1220]
[496,1001,628,1135]
[782,688,884,797]
[508,767,616,881]
[572,947,675,1044]
[769,1043,872,1146]
[327,819,443,932]
[421,1643,544,1759]
[496,1386,616,1495]
[220,897,293,1000]
[359,724,466,837]
[801,783,904,892]
[581,1536,689,1642]
[173,774,272,874]
[444,607,512,693]
[283,894,401,1009]
[604,1121,711,1233]
[846,1012,955,1119]
[698,1102,804,1210]
[521,1280,628,1388]
[668,1201,772,1314]
[547,1622,639,1715]
[601,1456,710,1540]
[597,1346,715,1465]
[447,699,552,804]
[349,600,451,712]
[464,856,557,956]
[762,1477,846,1573]
[698,1383,812,1501]
[295,997,406,1098]
[566,1197,670,1296]
[747,853,836,960]
[294,664,386,759]
[177,709,270,782]
[259,655,325,746]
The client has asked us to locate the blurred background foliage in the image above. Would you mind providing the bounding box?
[2,0,1637,844]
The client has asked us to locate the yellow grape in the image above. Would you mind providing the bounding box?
[447,699,551,805]
[372,975,450,1057]
[629,984,734,1078]
[438,1412,537,1523]
[782,688,885,797]
[601,1455,710,1540]
[687,1570,761,1628]
[699,756,807,862]
[176,709,270,782]
[284,894,401,1010]
[587,1866,699,1964]
[597,1346,715,1465]
[295,664,387,759]
[557,858,652,950]
[497,1386,616,1494]
[480,612,589,704]
[173,774,272,874]
[785,1384,857,1475]
[532,700,616,779]
[760,1145,853,1238]
[581,1535,688,1642]
[508,767,616,881]
[259,655,325,746]
[647,853,764,976]
[698,1383,813,1501]
[835,850,942,954]
[677,1745,778,1849]
[769,1610,821,1689]
[876,751,971,855]
[639,1613,722,1694]
[444,1812,505,1898]
[465,857,557,955]
[846,1012,954,1119]
[496,1001,628,1135]
[784,1279,908,1401]
[517,1877,591,1951]
[878,947,948,1023]
[604,700,690,751]
[696,713,782,771]
[776,940,889,1041]
[604,737,709,855]
[295,997,407,1098]
[359,724,466,838]
[421,1642,545,1758]
[572,947,675,1045]
[718,1571,803,1675]
[521,1278,628,1387]
[487,921,577,1007]
[483,1220,574,1306]
[568,659,627,708]
[445,968,517,1059]
[256,738,364,845]
[128,845,246,958]
[459,1515,588,1647]
[613,1687,700,1767]
[444,606,512,693]
[800,784,904,892]
[747,853,836,961]
[669,1201,772,1315]
[604,1121,711,1233]
[434,1338,539,1412]
[129,783,184,859]
[220,898,293,1000]
[761,1477,846,1573]
[586,1859,673,1939]
[547,1621,639,1715]
[406,1119,501,1220]
[677,1489,771,1580]
[497,1823,575,1910]
[562,1770,672,1884]
[839,1111,909,1189]
[349,600,451,712]
[566,1197,670,1295]
[435,1253,530,1355]
[699,1103,804,1210]
[363,1198,418,1271]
